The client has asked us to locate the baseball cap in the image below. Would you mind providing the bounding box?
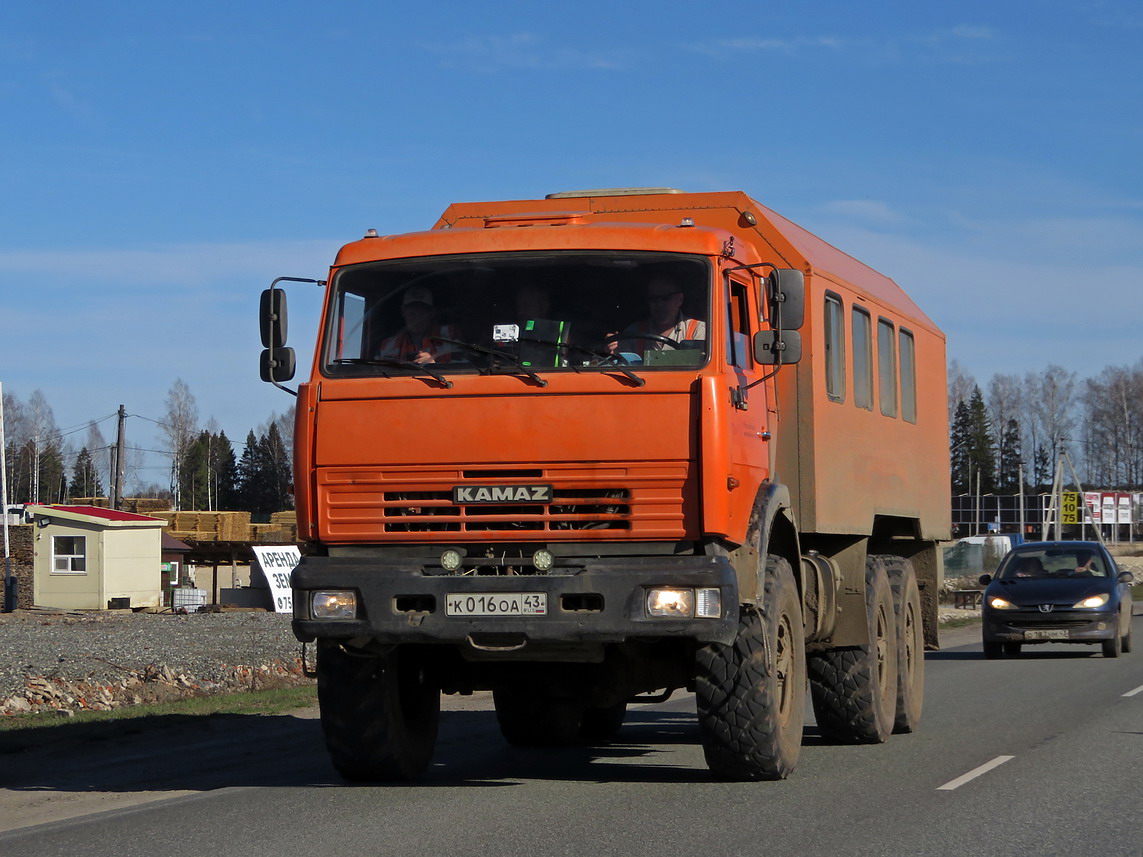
[403,287,434,307]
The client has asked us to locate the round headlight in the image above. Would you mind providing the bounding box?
[533,549,554,571]
[441,549,463,572]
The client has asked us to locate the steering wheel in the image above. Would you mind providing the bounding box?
[602,332,680,350]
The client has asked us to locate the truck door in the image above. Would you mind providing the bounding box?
[725,275,770,478]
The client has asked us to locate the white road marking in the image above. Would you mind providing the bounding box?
[1123,684,1143,698]
[937,755,1015,791]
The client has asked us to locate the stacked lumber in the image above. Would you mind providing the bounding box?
[152,511,253,542]
[252,511,298,544]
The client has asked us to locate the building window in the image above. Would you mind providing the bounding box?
[824,293,845,402]
[852,306,873,410]
[52,535,87,574]
[899,328,917,423]
[878,317,898,418]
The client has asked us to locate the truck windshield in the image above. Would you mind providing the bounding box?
[322,251,711,378]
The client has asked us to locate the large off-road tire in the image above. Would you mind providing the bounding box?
[316,641,440,782]
[808,556,898,744]
[580,702,627,742]
[493,686,584,747]
[695,554,806,781]
[882,556,924,734]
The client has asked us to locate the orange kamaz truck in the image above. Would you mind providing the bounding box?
[259,188,950,782]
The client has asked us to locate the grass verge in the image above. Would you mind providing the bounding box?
[0,685,317,752]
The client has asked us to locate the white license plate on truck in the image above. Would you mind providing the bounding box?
[1024,629,1069,640]
[445,592,547,616]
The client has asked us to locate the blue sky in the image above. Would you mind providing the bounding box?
[2,1,1141,487]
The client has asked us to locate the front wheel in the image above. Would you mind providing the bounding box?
[695,555,806,780]
[1102,634,1122,658]
[317,642,440,782]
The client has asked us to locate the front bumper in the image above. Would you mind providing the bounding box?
[982,608,1117,643]
[291,554,738,647]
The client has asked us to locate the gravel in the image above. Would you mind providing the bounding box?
[0,609,311,716]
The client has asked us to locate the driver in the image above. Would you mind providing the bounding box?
[1012,556,1045,578]
[376,287,459,365]
[609,277,705,355]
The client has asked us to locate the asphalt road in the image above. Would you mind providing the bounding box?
[3,619,1142,857]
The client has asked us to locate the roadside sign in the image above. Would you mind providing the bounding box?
[252,545,301,614]
[1061,491,1079,525]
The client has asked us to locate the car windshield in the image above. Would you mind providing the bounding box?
[321,251,711,378]
[997,547,1109,579]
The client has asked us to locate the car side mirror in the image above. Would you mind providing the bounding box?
[260,347,296,383]
[768,269,805,331]
[978,573,992,585]
[754,329,802,365]
[1117,571,1134,584]
[260,288,289,348]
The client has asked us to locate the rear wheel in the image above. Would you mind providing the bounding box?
[695,554,806,780]
[882,556,924,733]
[808,556,898,744]
[494,686,584,746]
[317,642,439,782]
[580,702,627,742]
[1122,627,1132,654]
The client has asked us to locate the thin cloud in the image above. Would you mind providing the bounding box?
[0,239,336,285]
[819,199,906,225]
[420,32,627,72]
[692,25,1000,63]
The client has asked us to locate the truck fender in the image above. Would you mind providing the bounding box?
[729,482,801,607]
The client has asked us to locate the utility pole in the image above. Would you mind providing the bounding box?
[1,381,15,612]
[112,405,126,510]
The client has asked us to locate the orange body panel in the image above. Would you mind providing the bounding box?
[295,190,950,549]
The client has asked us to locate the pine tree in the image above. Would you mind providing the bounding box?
[214,431,238,510]
[235,430,263,512]
[259,423,292,514]
[967,386,996,494]
[68,447,104,500]
[996,418,1023,493]
[950,400,972,493]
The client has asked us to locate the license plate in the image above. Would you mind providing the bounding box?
[1024,629,1069,640]
[445,592,547,617]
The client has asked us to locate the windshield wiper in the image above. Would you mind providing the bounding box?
[334,357,453,389]
[432,337,548,387]
[520,337,646,387]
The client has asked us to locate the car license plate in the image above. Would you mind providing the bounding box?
[1024,629,1069,640]
[445,592,547,617]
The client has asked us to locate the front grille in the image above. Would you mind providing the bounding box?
[382,487,631,532]
[319,463,692,541]
[1006,617,1096,630]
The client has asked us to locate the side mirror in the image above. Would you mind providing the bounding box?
[260,288,289,348]
[260,347,296,383]
[754,329,802,365]
[768,269,805,331]
[978,574,992,585]
[1118,571,1134,584]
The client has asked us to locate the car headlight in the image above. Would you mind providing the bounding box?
[646,587,722,619]
[312,590,358,619]
[1073,593,1109,609]
[987,596,1016,610]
